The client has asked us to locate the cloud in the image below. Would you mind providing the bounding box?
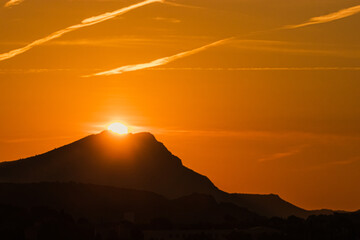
[0,136,74,143]
[46,37,172,47]
[0,0,163,62]
[142,128,360,142]
[298,157,360,172]
[1,67,359,75]
[0,68,75,74]
[147,67,360,71]
[153,17,181,23]
[230,39,360,58]
[84,38,233,77]
[162,1,204,9]
[4,0,24,8]
[285,4,360,29]
[258,145,307,162]
[329,157,360,166]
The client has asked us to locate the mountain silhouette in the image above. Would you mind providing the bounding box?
[0,131,329,218]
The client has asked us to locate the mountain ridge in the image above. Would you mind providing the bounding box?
[0,131,331,218]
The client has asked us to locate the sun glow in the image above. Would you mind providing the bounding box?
[108,123,129,134]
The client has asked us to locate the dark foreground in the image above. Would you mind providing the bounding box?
[1,204,360,240]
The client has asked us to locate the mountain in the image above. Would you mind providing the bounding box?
[0,131,328,218]
[0,131,219,199]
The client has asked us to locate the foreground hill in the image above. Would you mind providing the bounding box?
[0,182,261,225]
[0,183,357,240]
[0,131,329,218]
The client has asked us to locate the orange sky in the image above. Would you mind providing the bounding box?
[0,0,360,211]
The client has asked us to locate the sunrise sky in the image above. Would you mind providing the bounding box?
[1,0,360,211]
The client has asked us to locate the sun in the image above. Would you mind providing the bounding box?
[107,122,129,135]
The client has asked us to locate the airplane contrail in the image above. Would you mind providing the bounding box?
[285,4,360,29]
[0,0,163,62]
[4,0,24,8]
[84,38,233,77]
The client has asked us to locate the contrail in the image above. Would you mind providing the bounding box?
[4,0,24,8]
[0,0,163,62]
[84,38,233,77]
[285,4,360,29]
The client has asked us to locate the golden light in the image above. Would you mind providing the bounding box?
[107,122,129,135]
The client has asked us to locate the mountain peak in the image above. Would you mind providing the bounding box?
[44,130,177,166]
[0,131,215,199]
[82,130,158,146]
[92,131,163,151]
[98,130,156,140]
[0,131,316,218]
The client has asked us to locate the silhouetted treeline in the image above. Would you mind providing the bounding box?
[1,203,359,240]
[0,183,261,226]
[0,204,145,240]
[227,213,360,240]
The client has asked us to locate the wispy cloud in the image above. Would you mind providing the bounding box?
[231,39,360,58]
[142,128,360,142]
[47,37,173,47]
[147,67,360,71]
[4,0,24,8]
[153,17,181,23]
[0,0,163,62]
[328,157,360,166]
[258,145,307,162]
[297,157,360,172]
[285,4,360,29]
[162,1,204,9]
[0,68,75,74]
[84,38,233,77]
[0,136,74,144]
[1,67,359,75]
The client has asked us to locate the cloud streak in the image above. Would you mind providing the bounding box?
[4,0,24,8]
[148,67,360,71]
[258,145,307,162]
[285,4,360,29]
[81,4,360,76]
[0,0,162,62]
[85,38,233,77]
[298,157,360,172]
